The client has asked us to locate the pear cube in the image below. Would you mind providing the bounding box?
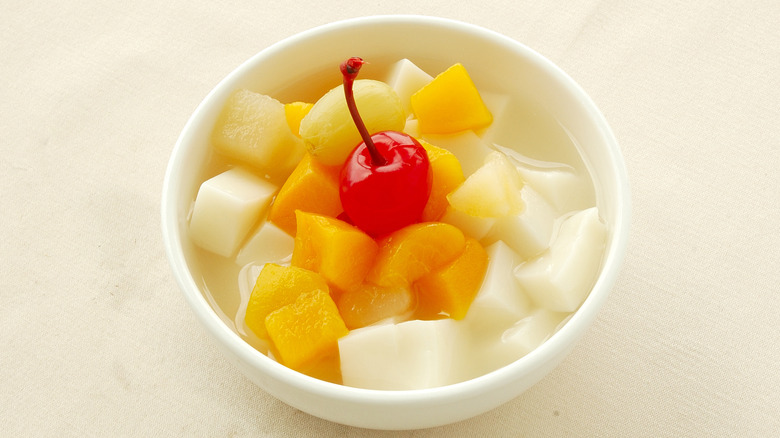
[440,206,496,240]
[189,167,277,258]
[514,207,607,312]
[447,151,524,218]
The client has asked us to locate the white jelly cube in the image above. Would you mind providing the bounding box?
[384,58,434,115]
[339,319,459,390]
[235,221,294,267]
[422,130,493,177]
[189,167,277,258]
[475,309,568,374]
[440,206,495,240]
[482,185,558,260]
[464,241,532,336]
[478,92,511,135]
[514,207,607,312]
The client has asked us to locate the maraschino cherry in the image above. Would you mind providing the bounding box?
[338,57,432,237]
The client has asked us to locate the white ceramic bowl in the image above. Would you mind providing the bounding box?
[162,15,630,430]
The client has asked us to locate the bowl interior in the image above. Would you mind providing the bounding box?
[162,15,629,429]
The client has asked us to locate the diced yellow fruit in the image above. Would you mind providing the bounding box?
[265,289,348,372]
[284,101,313,138]
[411,63,493,134]
[447,151,524,218]
[291,211,379,295]
[337,283,414,330]
[244,264,329,339]
[299,79,406,166]
[366,222,466,288]
[419,140,465,221]
[211,89,304,182]
[267,153,343,236]
[414,238,489,320]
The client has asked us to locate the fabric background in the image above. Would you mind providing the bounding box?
[2,1,778,436]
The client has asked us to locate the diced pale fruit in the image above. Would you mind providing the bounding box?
[514,207,607,312]
[291,211,378,295]
[414,238,488,320]
[403,118,420,138]
[482,185,558,260]
[235,222,294,267]
[422,130,492,177]
[469,309,568,377]
[463,241,532,335]
[336,283,414,330]
[244,263,329,339]
[418,140,465,222]
[339,319,459,390]
[493,143,592,214]
[265,289,348,372]
[447,151,524,218]
[366,222,466,288]
[189,167,277,258]
[212,89,305,181]
[439,206,495,240]
[267,153,342,236]
[299,79,405,166]
[284,101,313,138]
[411,63,492,134]
[384,58,434,115]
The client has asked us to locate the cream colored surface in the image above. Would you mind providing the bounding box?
[1,1,778,436]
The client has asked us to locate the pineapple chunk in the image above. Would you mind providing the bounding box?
[447,151,524,218]
[299,79,405,166]
[189,167,277,258]
[211,89,304,182]
[514,207,607,312]
[384,58,434,115]
[411,63,492,134]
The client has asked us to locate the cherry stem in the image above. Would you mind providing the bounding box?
[341,57,387,166]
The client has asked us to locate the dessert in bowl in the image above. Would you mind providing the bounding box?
[161,15,630,430]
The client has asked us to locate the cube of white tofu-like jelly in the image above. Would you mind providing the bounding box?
[478,92,511,133]
[384,58,433,115]
[493,144,592,214]
[440,206,495,240]
[422,130,493,177]
[474,308,568,374]
[514,207,607,312]
[235,221,294,267]
[482,185,558,260]
[189,167,277,258]
[212,89,305,182]
[339,319,459,390]
[464,241,532,335]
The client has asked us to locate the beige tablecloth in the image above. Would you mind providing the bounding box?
[2,1,778,436]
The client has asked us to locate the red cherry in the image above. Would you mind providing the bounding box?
[338,57,432,237]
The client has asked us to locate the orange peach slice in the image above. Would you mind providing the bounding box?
[265,289,348,372]
[419,140,465,222]
[267,153,342,236]
[244,263,329,339]
[414,238,489,320]
[366,222,466,288]
[291,211,378,295]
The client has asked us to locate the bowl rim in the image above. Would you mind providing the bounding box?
[161,14,631,405]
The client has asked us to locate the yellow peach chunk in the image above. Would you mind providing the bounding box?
[410,63,493,134]
[244,263,329,339]
[414,238,489,320]
[291,211,378,294]
[284,101,314,138]
[337,283,415,330]
[267,153,343,236]
[366,222,466,288]
[265,289,348,372]
[419,140,465,222]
